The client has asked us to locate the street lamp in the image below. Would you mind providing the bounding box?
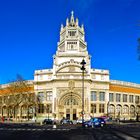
[80,59,86,126]
[47,104,50,119]
[107,101,110,117]
[71,92,73,108]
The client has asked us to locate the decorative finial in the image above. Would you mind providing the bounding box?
[61,24,64,31]
[71,11,74,16]
[81,24,84,31]
[76,18,79,26]
[66,18,69,26]
[70,11,75,25]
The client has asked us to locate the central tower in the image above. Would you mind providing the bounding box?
[53,11,91,75]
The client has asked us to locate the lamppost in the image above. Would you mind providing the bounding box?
[47,104,50,119]
[107,101,110,117]
[80,59,86,126]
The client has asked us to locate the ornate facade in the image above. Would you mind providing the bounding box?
[0,12,140,122]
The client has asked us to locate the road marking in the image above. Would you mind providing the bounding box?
[0,128,70,131]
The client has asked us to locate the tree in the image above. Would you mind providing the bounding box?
[7,74,34,121]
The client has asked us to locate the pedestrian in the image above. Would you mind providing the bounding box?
[1,116,4,123]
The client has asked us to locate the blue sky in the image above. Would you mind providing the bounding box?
[0,0,140,84]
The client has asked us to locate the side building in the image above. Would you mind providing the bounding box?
[0,12,140,122]
[0,80,35,121]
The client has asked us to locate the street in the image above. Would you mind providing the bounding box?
[0,123,140,140]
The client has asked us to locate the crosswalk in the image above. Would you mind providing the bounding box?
[0,127,70,131]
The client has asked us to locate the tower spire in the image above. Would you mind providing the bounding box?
[70,10,75,25]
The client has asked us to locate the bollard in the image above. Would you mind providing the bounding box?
[53,124,57,129]
[40,121,43,126]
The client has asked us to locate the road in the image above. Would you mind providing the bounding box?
[0,123,140,140]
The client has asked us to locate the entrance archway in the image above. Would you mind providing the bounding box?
[59,92,81,120]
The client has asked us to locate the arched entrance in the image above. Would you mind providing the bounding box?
[59,92,81,120]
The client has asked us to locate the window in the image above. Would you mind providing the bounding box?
[129,95,134,103]
[38,104,44,113]
[64,98,78,105]
[116,105,122,114]
[46,104,52,113]
[91,104,96,113]
[99,92,105,101]
[38,92,45,102]
[99,104,104,113]
[91,91,97,101]
[22,94,28,102]
[123,94,127,102]
[22,106,27,114]
[130,105,135,116]
[108,105,115,113]
[68,31,76,36]
[123,105,129,114]
[116,94,121,102]
[135,96,139,104]
[109,93,114,102]
[46,91,52,101]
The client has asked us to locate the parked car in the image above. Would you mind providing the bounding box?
[76,119,83,124]
[60,119,73,125]
[83,117,106,128]
[42,119,53,125]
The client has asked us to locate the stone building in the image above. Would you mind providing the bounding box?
[34,12,140,121]
[0,12,140,122]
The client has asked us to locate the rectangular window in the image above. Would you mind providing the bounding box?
[135,96,139,104]
[99,92,105,101]
[116,93,121,102]
[123,94,127,102]
[99,104,105,113]
[109,93,114,102]
[46,104,52,113]
[46,92,52,101]
[91,91,97,101]
[38,92,45,102]
[129,95,134,103]
[91,104,96,113]
[38,104,44,113]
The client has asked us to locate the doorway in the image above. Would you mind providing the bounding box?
[66,108,77,120]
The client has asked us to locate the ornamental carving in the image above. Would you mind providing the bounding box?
[68,80,75,89]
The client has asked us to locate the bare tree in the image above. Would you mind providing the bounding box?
[7,74,34,121]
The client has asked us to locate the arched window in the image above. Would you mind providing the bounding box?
[64,98,78,106]
[109,105,115,113]
[123,105,129,114]
[130,105,135,115]
[116,105,122,114]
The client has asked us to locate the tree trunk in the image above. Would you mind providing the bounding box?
[27,105,29,121]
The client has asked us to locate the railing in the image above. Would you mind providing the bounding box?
[35,69,53,75]
[91,69,109,74]
[110,80,140,88]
